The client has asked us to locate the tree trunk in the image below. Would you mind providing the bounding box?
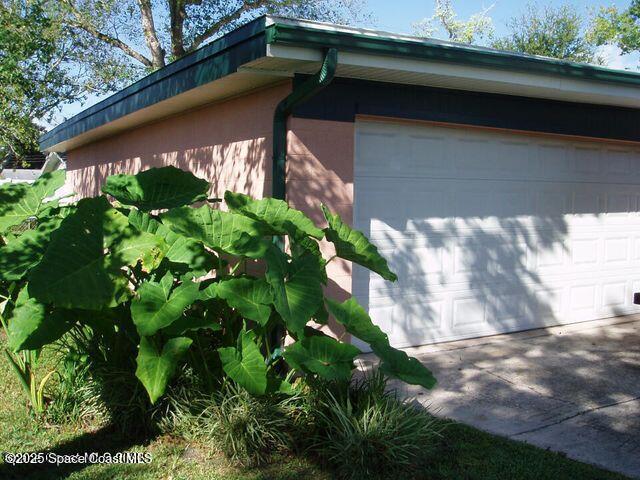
[137,0,165,69]
[169,0,186,59]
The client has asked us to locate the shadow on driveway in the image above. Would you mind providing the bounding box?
[383,316,640,479]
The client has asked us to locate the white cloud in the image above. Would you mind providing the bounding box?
[597,44,639,71]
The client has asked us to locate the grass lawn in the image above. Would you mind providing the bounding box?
[0,344,629,480]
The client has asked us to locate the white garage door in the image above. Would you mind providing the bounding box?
[354,120,640,348]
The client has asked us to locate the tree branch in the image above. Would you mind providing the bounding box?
[61,0,153,68]
[187,0,270,52]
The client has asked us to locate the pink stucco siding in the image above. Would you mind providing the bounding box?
[287,118,354,339]
[64,82,354,339]
[66,82,292,199]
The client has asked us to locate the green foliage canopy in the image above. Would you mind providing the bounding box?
[491,4,600,64]
[590,0,640,62]
[0,166,436,406]
[0,1,79,158]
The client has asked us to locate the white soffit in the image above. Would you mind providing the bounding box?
[261,44,640,108]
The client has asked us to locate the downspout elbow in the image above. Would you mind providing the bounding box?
[272,48,338,201]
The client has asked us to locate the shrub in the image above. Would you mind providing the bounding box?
[310,372,442,480]
[162,380,304,466]
[0,166,436,423]
[44,352,107,427]
[210,382,301,466]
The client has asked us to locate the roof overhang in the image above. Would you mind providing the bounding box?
[41,15,640,152]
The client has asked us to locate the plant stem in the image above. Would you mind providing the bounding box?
[194,335,213,392]
[0,312,8,337]
[125,270,139,288]
[264,331,272,358]
[4,349,30,396]
[229,258,245,276]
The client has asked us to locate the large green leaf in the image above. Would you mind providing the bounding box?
[108,228,166,273]
[0,216,62,281]
[225,191,323,239]
[135,336,193,404]
[102,166,209,211]
[202,277,272,326]
[321,205,397,282]
[374,342,437,389]
[28,197,165,310]
[284,334,360,381]
[0,170,65,233]
[28,197,118,310]
[128,210,214,273]
[326,298,436,389]
[218,329,268,396]
[161,205,269,259]
[131,272,200,336]
[265,247,324,338]
[7,287,73,352]
[291,235,327,285]
[325,297,389,346]
[162,314,222,336]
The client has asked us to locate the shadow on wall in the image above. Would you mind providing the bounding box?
[354,187,640,349]
[69,138,271,200]
[65,82,294,200]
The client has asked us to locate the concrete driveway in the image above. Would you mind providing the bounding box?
[389,316,640,478]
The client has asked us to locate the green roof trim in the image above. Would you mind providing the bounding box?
[268,22,640,87]
[39,16,269,151]
[41,15,640,151]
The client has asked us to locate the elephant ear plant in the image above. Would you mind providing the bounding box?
[0,170,67,413]
[0,166,436,411]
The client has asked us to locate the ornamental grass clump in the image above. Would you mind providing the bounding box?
[202,382,301,466]
[159,379,308,467]
[309,371,443,480]
[0,166,436,429]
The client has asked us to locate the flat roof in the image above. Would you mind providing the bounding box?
[41,15,640,152]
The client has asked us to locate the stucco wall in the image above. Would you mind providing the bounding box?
[287,118,354,339]
[66,82,291,199]
[64,82,354,339]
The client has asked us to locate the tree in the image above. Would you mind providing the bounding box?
[0,0,80,159]
[589,0,640,61]
[413,0,494,44]
[492,4,601,64]
[57,0,368,89]
[2,0,367,160]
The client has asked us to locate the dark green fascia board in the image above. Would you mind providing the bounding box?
[266,23,640,88]
[40,16,269,151]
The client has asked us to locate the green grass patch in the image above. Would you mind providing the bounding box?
[427,422,627,480]
[0,338,629,479]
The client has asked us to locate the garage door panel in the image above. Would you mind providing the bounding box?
[607,192,635,216]
[408,134,450,173]
[573,189,603,218]
[354,121,640,347]
[573,145,602,175]
[604,237,629,264]
[602,281,627,308]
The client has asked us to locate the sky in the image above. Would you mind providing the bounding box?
[52,0,638,126]
[367,0,629,35]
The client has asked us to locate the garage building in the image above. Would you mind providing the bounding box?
[41,16,640,348]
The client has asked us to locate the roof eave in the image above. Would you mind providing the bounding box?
[41,15,640,152]
[40,16,270,152]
